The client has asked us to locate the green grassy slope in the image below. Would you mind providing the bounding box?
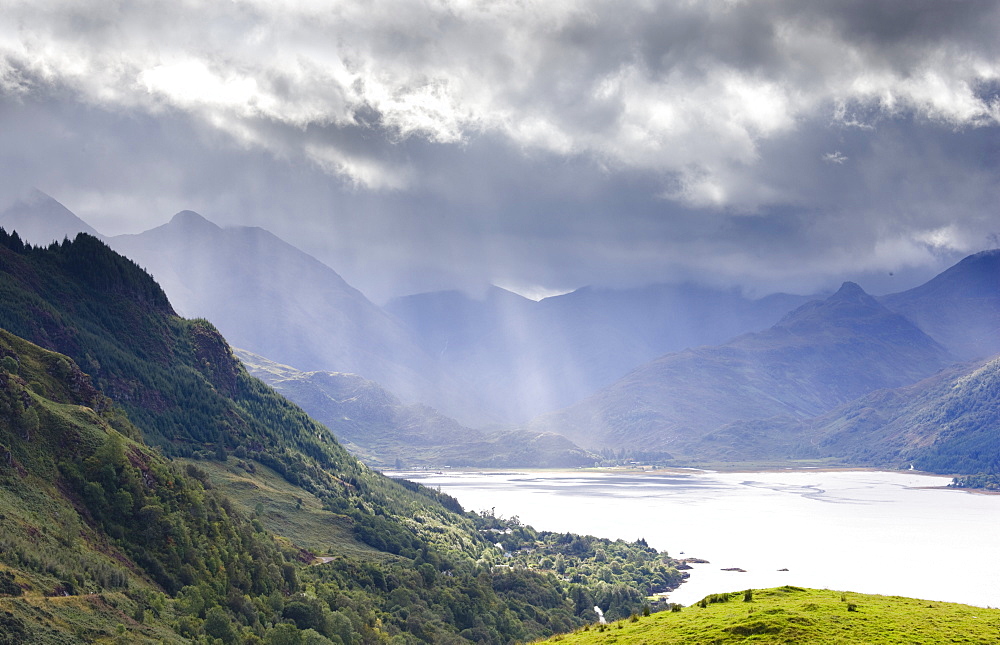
[175,457,382,560]
[533,586,1000,645]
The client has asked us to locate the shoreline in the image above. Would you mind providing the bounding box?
[392,466,995,496]
[390,464,956,479]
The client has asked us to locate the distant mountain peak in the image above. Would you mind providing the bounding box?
[947,248,1000,279]
[774,280,894,331]
[830,281,870,301]
[0,188,100,244]
[959,247,1000,261]
[19,187,60,206]
[168,210,221,231]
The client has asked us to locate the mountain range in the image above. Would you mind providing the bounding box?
[807,354,1000,473]
[110,209,495,426]
[528,281,956,455]
[878,249,1000,360]
[0,192,814,424]
[2,190,1000,475]
[386,284,813,419]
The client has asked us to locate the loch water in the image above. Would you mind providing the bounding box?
[400,469,1000,607]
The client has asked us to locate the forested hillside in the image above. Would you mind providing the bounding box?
[806,355,1000,473]
[0,228,682,643]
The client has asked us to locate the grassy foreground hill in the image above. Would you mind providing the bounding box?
[0,229,682,643]
[533,586,1000,644]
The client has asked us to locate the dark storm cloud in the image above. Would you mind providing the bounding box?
[1,1,999,300]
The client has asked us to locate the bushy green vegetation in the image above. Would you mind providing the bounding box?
[533,586,1000,644]
[950,473,1000,490]
[474,512,683,618]
[0,231,683,643]
[0,328,300,641]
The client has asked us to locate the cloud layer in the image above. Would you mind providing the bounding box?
[2,0,1000,299]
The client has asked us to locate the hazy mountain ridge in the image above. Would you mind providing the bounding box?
[695,353,1000,472]
[0,194,497,425]
[878,249,1000,361]
[236,348,596,468]
[529,282,955,455]
[807,354,1000,472]
[108,209,500,426]
[4,190,1000,476]
[0,189,100,245]
[387,283,814,420]
[2,191,814,428]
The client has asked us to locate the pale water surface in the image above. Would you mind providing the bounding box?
[400,470,1000,607]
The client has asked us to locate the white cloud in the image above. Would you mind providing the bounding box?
[3,0,1000,200]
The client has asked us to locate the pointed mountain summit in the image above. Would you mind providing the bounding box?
[0,188,100,245]
[880,249,1000,360]
[776,281,885,328]
[166,209,223,232]
[529,282,953,454]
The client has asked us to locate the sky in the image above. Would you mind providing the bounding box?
[2,0,999,302]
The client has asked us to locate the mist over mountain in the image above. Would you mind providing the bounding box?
[529,282,955,455]
[108,210,502,426]
[387,283,813,420]
[4,190,999,473]
[5,2,1000,638]
[236,348,594,469]
[2,191,815,425]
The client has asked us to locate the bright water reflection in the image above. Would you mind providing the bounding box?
[400,469,1000,607]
